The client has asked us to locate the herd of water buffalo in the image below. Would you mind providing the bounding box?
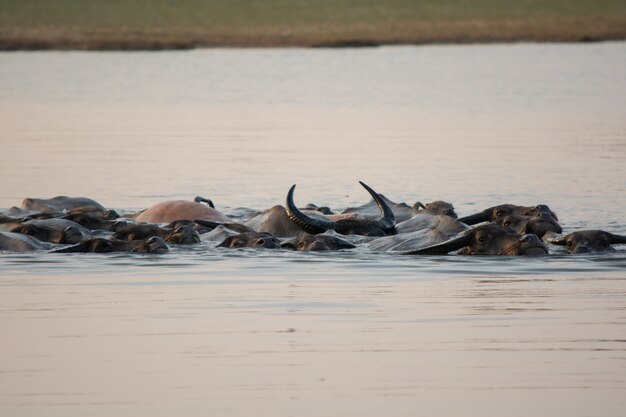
[1,181,625,256]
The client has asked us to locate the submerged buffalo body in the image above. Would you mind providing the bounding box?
[11,219,91,244]
[217,232,281,249]
[20,196,107,213]
[112,224,200,244]
[0,231,52,252]
[282,233,356,251]
[496,213,562,238]
[54,237,169,254]
[135,200,231,224]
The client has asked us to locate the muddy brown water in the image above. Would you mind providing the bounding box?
[1,43,625,416]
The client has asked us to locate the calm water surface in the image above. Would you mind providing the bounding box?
[1,43,625,416]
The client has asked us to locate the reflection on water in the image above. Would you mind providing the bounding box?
[1,43,626,417]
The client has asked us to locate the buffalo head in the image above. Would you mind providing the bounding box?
[404,224,548,256]
[459,204,558,225]
[548,230,626,254]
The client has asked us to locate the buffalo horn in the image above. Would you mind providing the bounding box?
[402,231,474,255]
[285,185,335,235]
[458,209,490,225]
[358,181,396,231]
[609,233,626,244]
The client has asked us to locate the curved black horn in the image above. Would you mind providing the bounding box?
[402,231,474,255]
[285,185,335,235]
[458,209,490,225]
[358,181,395,231]
[609,233,626,244]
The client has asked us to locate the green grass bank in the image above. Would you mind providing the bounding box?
[1,0,625,49]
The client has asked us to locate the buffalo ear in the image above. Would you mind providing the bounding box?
[546,235,567,246]
[216,236,235,248]
[608,233,626,244]
[403,232,474,255]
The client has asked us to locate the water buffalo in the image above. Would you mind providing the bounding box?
[403,224,548,256]
[343,195,456,223]
[20,196,107,213]
[217,232,281,249]
[281,233,356,251]
[244,205,352,237]
[286,182,396,236]
[0,231,52,252]
[53,236,169,254]
[547,230,626,253]
[195,206,360,238]
[112,224,200,244]
[61,211,129,232]
[11,219,91,244]
[496,212,562,238]
[134,200,231,224]
[459,204,558,225]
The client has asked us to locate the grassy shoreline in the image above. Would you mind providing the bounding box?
[2,0,625,50]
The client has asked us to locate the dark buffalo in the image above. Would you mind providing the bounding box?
[459,204,558,225]
[343,195,456,223]
[547,230,626,253]
[61,211,129,232]
[20,196,107,213]
[217,232,281,249]
[415,201,457,218]
[286,182,396,236]
[281,233,356,251]
[0,231,52,252]
[53,236,169,254]
[112,224,200,244]
[496,212,562,238]
[11,219,90,244]
[404,224,548,256]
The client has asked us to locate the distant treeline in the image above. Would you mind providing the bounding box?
[1,0,625,49]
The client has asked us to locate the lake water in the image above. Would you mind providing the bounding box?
[1,43,625,416]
